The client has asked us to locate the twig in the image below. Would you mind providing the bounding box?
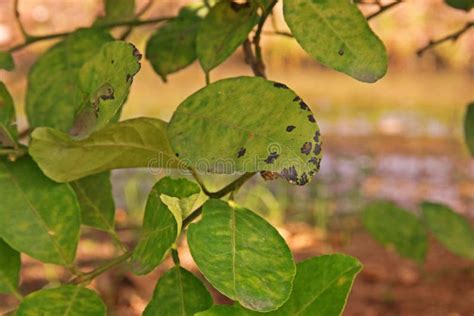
[119,0,155,40]
[14,0,29,39]
[366,0,403,20]
[417,22,474,56]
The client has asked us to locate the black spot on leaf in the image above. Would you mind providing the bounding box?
[307,114,315,123]
[338,48,344,56]
[281,166,298,184]
[313,130,321,143]
[111,59,115,64]
[293,96,301,102]
[313,143,322,155]
[175,153,180,157]
[286,125,296,132]
[300,101,309,111]
[297,172,309,185]
[237,147,246,158]
[264,151,279,164]
[300,142,312,155]
[131,45,143,60]
[273,82,289,89]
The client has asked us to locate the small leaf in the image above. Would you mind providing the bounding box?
[0,51,14,71]
[143,266,213,316]
[0,239,21,294]
[464,102,474,156]
[95,0,135,25]
[283,0,387,83]
[0,156,80,265]
[29,117,181,183]
[146,10,202,82]
[71,172,115,232]
[168,76,322,186]
[132,177,200,275]
[187,199,296,312]
[362,201,428,262]
[444,0,474,11]
[17,285,106,316]
[421,202,474,259]
[0,82,18,148]
[26,28,113,132]
[197,1,259,73]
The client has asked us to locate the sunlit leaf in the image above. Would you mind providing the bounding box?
[132,177,200,275]
[187,199,296,312]
[143,266,213,316]
[0,156,80,265]
[0,239,20,294]
[29,117,181,183]
[168,76,322,186]
[464,102,474,156]
[421,202,474,259]
[95,0,135,25]
[0,82,18,148]
[283,0,387,83]
[17,285,106,316]
[444,0,474,11]
[362,201,427,262]
[0,51,14,71]
[197,1,259,73]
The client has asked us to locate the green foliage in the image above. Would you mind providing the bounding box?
[96,0,135,25]
[197,1,259,73]
[29,117,180,182]
[0,239,20,294]
[168,77,322,185]
[421,202,474,259]
[464,102,474,156]
[143,266,213,316]
[187,199,296,312]
[0,156,80,265]
[0,51,14,71]
[362,201,428,262]
[132,177,200,275]
[283,0,387,82]
[17,285,106,316]
[444,0,474,11]
[0,82,18,148]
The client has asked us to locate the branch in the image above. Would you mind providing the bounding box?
[14,0,29,39]
[417,22,474,57]
[366,0,403,20]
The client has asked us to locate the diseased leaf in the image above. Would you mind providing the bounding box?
[0,156,80,266]
[132,177,200,275]
[283,0,387,83]
[445,0,474,11]
[96,0,135,25]
[0,82,18,148]
[17,285,106,316]
[0,239,21,294]
[168,76,322,186]
[362,201,428,262]
[71,172,115,232]
[143,266,213,316]
[187,199,296,312]
[464,102,474,156]
[29,117,182,183]
[146,10,201,82]
[0,51,14,71]
[26,28,113,132]
[421,202,474,259]
[197,1,259,73]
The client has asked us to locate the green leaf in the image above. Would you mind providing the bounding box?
[0,51,14,71]
[26,28,113,132]
[187,199,296,312]
[96,0,135,25]
[168,76,322,186]
[464,102,474,156]
[0,239,21,294]
[70,172,115,232]
[132,177,200,275]
[146,10,201,82]
[283,0,387,83]
[0,156,80,266]
[196,305,247,316]
[143,266,213,316]
[0,82,18,148]
[17,285,106,316]
[445,0,474,11]
[362,201,428,262]
[421,202,474,259]
[196,1,259,73]
[29,117,181,183]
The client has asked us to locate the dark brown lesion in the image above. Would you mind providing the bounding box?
[300,142,312,155]
[313,143,322,155]
[237,147,246,158]
[307,114,316,123]
[264,151,279,164]
[313,130,321,143]
[286,125,296,132]
[273,82,289,89]
[260,171,280,181]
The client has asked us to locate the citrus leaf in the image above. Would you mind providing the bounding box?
[146,11,201,82]
[0,51,14,71]
[196,305,250,316]
[464,102,474,156]
[0,82,18,148]
[143,266,213,316]
[70,172,115,232]
[132,177,200,275]
[283,0,387,83]
[0,156,80,265]
[421,202,474,259]
[445,0,474,11]
[362,201,428,262]
[187,199,296,312]
[17,285,106,316]
[26,28,113,132]
[0,239,21,295]
[168,76,322,186]
[95,0,135,25]
[29,117,181,183]
[197,1,259,73]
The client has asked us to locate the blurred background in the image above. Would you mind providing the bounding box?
[0,0,473,315]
